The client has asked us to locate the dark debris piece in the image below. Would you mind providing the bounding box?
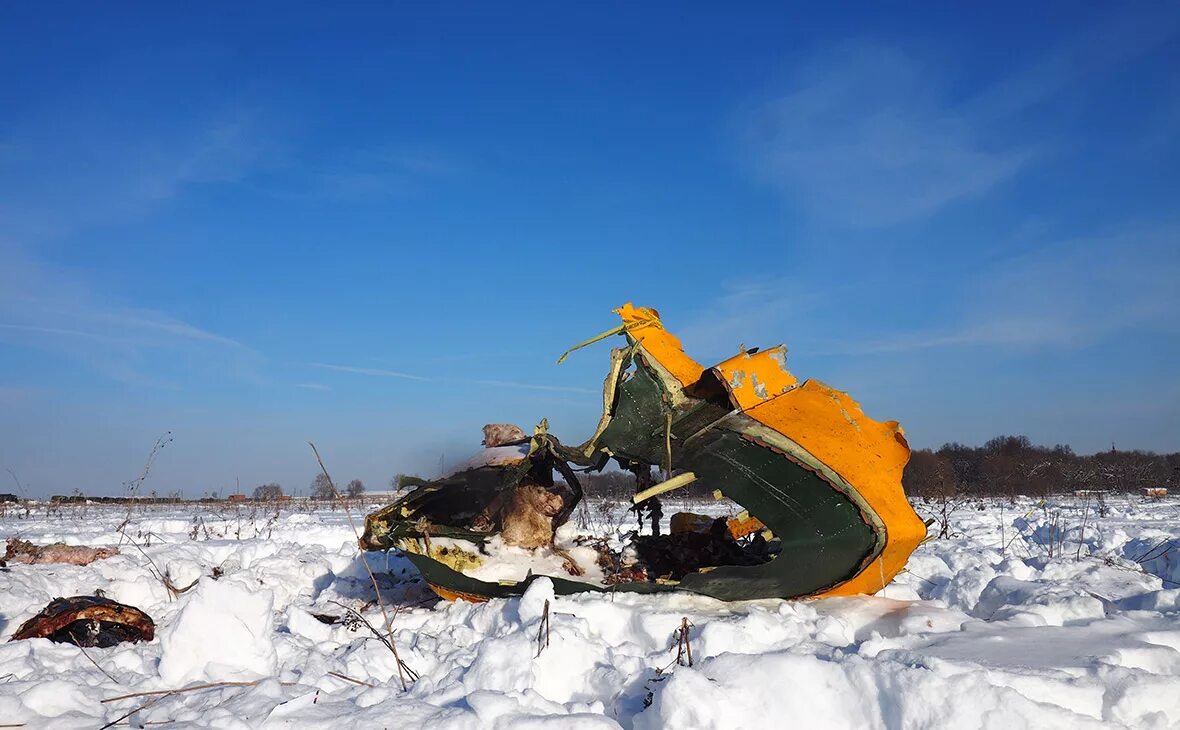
[633,519,770,581]
[10,595,155,648]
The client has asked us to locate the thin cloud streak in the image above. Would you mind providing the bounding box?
[311,363,593,394]
[675,278,827,360]
[0,315,244,350]
[0,242,260,385]
[470,379,594,395]
[84,309,244,347]
[740,42,1031,227]
[311,363,429,381]
[964,6,1180,122]
[820,224,1180,355]
[0,323,140,345]
[738,8,1180,228]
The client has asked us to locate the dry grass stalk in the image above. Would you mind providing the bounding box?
[116,432,173,546]
[309,441,413,690]
[327,600,420,683]
[1076,496,1091,560]
[675,617,693,667]
[327,671,378,688]
[654,617,696,676]
[99,691,173,730]
[535,599,551,657]
[102,680,299,704]
[78,642,121,685]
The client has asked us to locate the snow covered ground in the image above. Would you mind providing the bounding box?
[1,495,1178,728]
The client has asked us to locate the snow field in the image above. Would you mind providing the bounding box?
[0,496,1177,728]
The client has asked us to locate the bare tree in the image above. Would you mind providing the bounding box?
[346,478,365,498]
[311,473,335,500]
[253,483,284,501]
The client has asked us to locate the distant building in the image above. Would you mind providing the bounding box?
[1141,487,1168,498]
[362,490,401,501]
[0,493,19,503]
[227,494,249,503]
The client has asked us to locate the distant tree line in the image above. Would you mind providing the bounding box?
[381,434,1180,504]
[904,435,1180,498]
[576,435,1180,500]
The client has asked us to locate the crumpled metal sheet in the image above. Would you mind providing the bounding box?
[363,303,926,603]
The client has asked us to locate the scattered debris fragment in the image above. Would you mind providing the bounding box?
[10,595,155,647]
[482,423,528,447]
[363,303,926,602]
[3,538,119,566]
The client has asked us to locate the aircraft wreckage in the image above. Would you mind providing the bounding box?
[362,304,926,602]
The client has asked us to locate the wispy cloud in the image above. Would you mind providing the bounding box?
[675,278,828,360]
[0,105,273,241]
[245,144,467,203]
[963,7,1180,122]
[470,379,593,395]
[676,219,1180,368]
[0,323,139,346]
[830,223,1180,354]
[737,8,1180,228]
[0,242,256,385]
[740,42,1032,228]
[0,314,242,350]
[0,73,270,386]
[312,362,593,394]
[311,363,429,381]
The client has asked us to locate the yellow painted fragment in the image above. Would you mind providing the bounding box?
[614,303,704,387]
[614,304,926,598]
[710,346,798,410]
[741,381,925,597]
[669,511,766,540]
[425,543,484,573]
[632,471,697,503]
[726,514,765,540]
[427,583,490,603]
[670,512,714,534]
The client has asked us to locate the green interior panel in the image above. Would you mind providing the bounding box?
[674,430,876,599]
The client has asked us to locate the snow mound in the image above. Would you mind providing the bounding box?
[157,578,277,685]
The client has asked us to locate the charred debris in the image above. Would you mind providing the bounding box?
[10,595,155,648]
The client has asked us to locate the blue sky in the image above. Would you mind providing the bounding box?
[1,2,1177,497]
